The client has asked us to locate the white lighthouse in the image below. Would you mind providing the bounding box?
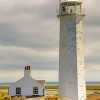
[58,0,86,100]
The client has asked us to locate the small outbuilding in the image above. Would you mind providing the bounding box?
[9,66,45,97]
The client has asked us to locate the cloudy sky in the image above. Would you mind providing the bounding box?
[0,0,99,82]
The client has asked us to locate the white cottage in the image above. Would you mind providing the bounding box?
[9,66,45,97]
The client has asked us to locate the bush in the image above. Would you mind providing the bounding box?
[0,91,11,100]
[0,91,26,100]
[13,96,26,100]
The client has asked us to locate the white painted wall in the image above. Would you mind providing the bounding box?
[59,2,86,100]
[9,67,45,96]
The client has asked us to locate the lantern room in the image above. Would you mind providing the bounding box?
[59,0,83,14]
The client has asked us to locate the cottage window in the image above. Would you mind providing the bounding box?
[16,87,21,94]
[33,87,38,95]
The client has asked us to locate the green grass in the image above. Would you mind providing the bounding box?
[26,97,45,100]
[0,86,8,89]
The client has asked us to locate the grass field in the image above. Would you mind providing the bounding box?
[1,86,100,100]
[26,98,45,100]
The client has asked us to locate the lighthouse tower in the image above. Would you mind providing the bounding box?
[57,0,86,100]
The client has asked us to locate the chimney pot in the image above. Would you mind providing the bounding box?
[24,66,31,77]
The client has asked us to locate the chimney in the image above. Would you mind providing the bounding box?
[24,66,31,77]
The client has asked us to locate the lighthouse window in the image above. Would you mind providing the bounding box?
[68,6,74,13]
[33,87,38,95]
[16,87,21,94]
[62,7,66,12]
[70,9,73,13]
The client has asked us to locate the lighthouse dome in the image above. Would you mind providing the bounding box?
[64,0,82,1]
[61,0,82,2]
[60,0,82,6]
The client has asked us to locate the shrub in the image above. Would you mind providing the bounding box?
[13,96,26,100]
[0,91,11,100]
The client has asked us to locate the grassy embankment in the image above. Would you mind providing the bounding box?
[2,85,100,100]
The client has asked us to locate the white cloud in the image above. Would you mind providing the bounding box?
[0,45,58,70]
[0,0,99,82]
[0,70,58,82]
[86,64,100,82]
